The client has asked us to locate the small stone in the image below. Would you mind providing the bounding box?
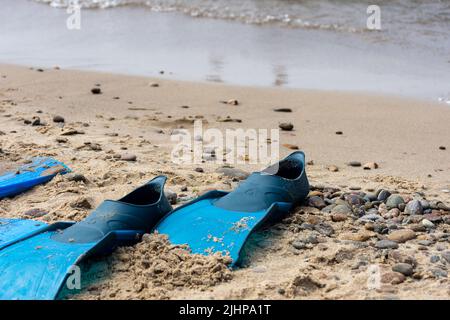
[149,82,159,87]
[404,200,423,215]
[273,108,292,113]
[441,251,450,263]
[439,146,446,150]
[430,255,440,263]
[292,241,308,250]
[430,268,447,278]
[335,131,343,135]
[308,196,326,209]
[65,173,87,183]
[53,115,65,123]
[327,165,339,172]
[194,167,204,173]
[215,167,249,180]
[120,153,137,161]
[347,161,361,167]
[381,271,405,285]
[363,162,379,170]
[56,137,68,143]
[339,231,375,242]
[386,194,405,209]
[314,223,335,236]
[23,208,48,218]
[331,204,352,215]
[31,116,41,126]
[91,88,102,94]
[387,229,416,243]
[226,99,239,105]
[377,189,391,201]
[375,240,399,249]
[279,122,294,131]
[392,263,413,276]
[421,219,434,228]
[331,213,347,222]
[164,190,177,205]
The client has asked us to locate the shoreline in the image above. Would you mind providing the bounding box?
[1,63,449,299]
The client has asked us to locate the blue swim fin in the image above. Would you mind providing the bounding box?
[0,176,172,300]
[156,151,309,266]
[0,157,70,199]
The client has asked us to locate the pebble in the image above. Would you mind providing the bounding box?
[430,255,440,263]
[431,268,447,278]
[392,263,414,276]
[347,161,361,167]
[331,213,348,222]
[164,190,178,205]
[327,165,339,172]
[307,196,326,209]
[313,223,335,236]
[439,146,446,150]
[387,229,416,243]
[65,173,87,182]
[53,115,65,123]
[377,189,391,201]
[335,131,343,135]
[149,82,159,87]
[91,88,102,94]
[215,167,249,180]
[421,219,434,228]
[279,122,294,131]
[386,194,405,209]
[56,137,68,143]
[23,208,48,218]
[375,239,399,249]
[339,231,375,242]
[273,108,292,112]
[120,153,137,161]
[31,116,41,126]
[381,271,405,285]
[404,199,423,215]
[282,143,299,150]
[363,162,379,170]
[331,204,352,215]
[194,167,204,173]
[441,251,450,263]
[292,240,308,250]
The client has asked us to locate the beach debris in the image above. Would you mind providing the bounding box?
[363,162,379,170]
[220,99,239,105]
[91,88,102,94]
[279,122,294,131]
[53,115,65,123]
[273,108,292,112]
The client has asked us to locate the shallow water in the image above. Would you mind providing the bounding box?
[0,0,449,101]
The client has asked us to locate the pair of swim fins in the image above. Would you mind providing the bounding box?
[0,151,309,300]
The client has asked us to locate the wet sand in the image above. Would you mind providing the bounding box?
[0,64,449,299]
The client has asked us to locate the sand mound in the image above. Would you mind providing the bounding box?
[73,233,233,300]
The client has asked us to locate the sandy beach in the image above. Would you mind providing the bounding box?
[0,63,449,299]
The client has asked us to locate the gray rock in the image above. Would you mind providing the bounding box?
[23,208,48,218]
[360,213,383,222]
[405,200,423,215]
[331,204,352,215]
[392,263,414,276]
[314,223,335,236]
[308,196,326,209]
[430,255,440,263]
[215,167,249,180]
[386,194,405,209]
[377,189,391,201]
[431,268,447,278]
[375,240,399,249]
[194,167,204,173]
[292,240,308,250]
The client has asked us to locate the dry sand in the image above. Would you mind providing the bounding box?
[0,64,449,299]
